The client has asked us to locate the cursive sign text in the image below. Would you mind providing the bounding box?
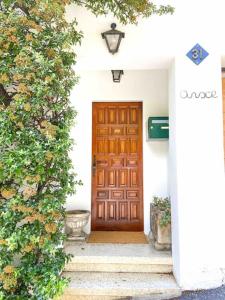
[180,90,218,99]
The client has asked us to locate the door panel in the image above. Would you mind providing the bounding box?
[92,102,143,231]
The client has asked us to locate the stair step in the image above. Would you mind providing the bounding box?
[60,272,181,300]
[64,242,172,273]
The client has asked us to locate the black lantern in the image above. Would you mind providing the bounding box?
[111,70,124,83]
[102,23,125,54]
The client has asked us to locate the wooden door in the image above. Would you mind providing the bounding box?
[91,102,143,231]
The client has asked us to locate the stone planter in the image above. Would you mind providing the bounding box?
[150,204,171,250]
[66,210,90,241]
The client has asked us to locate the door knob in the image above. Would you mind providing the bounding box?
[92,155,96,175]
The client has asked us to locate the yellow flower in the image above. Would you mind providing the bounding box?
[41,120,49,127]
[17,122,24,129]
[25,175,32,182]
[18,83,30,94]
[15,54,30,67]
[46,48,56,58]
[0,240,7,246]
[26,73,34,81]
[3,266,15,274]
[9,113,17,121]
[45,76,52,83]
[9,28,17,33]
[11,205,18,211]
[13,94,22,101]
[22,244,34,253]
[45,223,57,234]
[25,175,40,183]
[20,16,28,25]
[34,24,43,32]
[0,74,9,83]
[51,211,62,220]
[34,175,41,182]
[23,186,37,200]
[24,215,36,223]
[35,213,45,223]
[45,151,53,161]
[9,35,18,43]
[30,8,40,16]
[1,189,16,200]
[39,236,47,245]
[3,43,10,50]
[25,34,33,42]
[12,205,34,214]
[24,103,31,112]
[62,0,72,4]
[41,125,57,139]
[9,102,16,110]
[2,277,17,291]
[13,74,23,81]
[40,120,58,139]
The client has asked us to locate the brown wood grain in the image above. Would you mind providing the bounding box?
[91,102,143,231]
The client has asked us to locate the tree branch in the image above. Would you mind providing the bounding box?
[0,84,13,107]
[13,3,30,17]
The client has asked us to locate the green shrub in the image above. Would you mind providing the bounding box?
[0,1,82,298]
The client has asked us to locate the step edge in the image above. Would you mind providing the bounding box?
[64,288,182,297]
[68,257,173,264]
[64,264,173,273]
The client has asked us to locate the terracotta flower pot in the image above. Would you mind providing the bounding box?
[66,210,90,241]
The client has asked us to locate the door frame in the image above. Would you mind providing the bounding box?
[91,101,144,231]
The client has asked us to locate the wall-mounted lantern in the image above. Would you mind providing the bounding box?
[111,70,124,83]
[102,23,125,54]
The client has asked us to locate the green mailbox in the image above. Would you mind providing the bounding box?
[148,117,169,140]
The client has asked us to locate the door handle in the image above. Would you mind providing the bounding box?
[92,155,96,175]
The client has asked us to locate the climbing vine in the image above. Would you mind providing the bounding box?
[0,1,173,299]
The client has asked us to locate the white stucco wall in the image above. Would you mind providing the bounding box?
[169,53,225,290]
[66,1,225,71]
[67,70,169,233]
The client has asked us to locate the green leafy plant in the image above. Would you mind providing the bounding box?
[0,0,174,299]
[152,197,171,227]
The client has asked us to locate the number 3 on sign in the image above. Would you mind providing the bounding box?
[192,48,203,60]
[186,44,209,65]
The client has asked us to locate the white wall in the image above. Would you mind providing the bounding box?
[67,70,169,233]
[169,53,225,290]
[168,59,181,282]
[66,1,225,71]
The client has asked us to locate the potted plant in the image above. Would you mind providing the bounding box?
[150,197,171,250]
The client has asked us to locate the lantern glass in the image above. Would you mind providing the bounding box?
[102,23,125,54]
[111,70,124,83]
[107,34,120,53]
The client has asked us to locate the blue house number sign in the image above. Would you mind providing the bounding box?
[186,44,209,65]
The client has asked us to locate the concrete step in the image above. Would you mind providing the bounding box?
[64,242,172,273]
[60,272,181,300]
